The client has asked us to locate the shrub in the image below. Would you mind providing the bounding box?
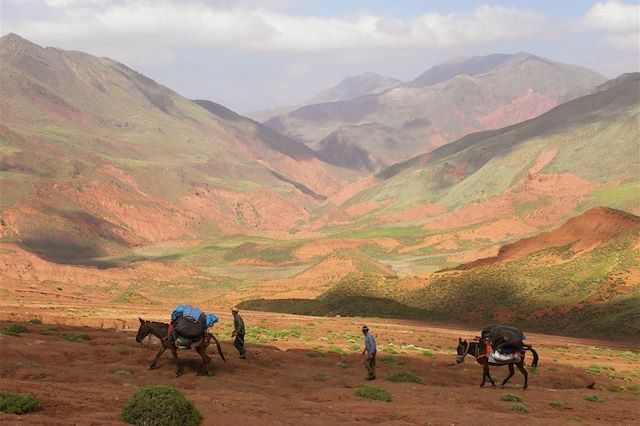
[312,372,328,382]
[500,393,523,402]
[354,385,392,402]
[420,349,436,358]
[548,400,564,408]
[584,394,604,403]
[327,346,347,355]
[5,324,28,336]
[586,365,602,375]
[28,319,43,325]
[380,355,406,366]
[511,403,528,413]
[122,385,202,426]
[627,383,640,395]
[387,370,425,384]
[0,392,40,415]
[607,385,624,393]
[60,332,91,342]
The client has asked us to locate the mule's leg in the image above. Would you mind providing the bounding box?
[150,346,166,369]
[169,346,181,377]
[486,365,496,387]
[501,364,515,388]
[195,346,211,376]
[481,364,493,387]
[516,362,528,390]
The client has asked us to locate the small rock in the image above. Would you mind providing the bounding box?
[114,370,131,376]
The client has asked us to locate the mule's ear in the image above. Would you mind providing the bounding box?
[458,337,462,343]
[139,317,144,324]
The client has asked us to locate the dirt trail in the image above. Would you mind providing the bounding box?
[1,312,638,425]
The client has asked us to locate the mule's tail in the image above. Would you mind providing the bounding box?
[524,345,539,367]
[210,333,226,362]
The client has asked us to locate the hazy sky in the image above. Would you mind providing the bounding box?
[1,0,639,113]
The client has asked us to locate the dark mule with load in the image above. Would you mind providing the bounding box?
[136,305,226,377]
[456,325,539,389]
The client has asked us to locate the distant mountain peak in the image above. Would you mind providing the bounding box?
[410,53,513,87]
[593,72,640,93]
[306,72,400,104]
[0,32,42,51]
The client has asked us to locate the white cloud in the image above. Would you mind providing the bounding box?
[581,1,639,52]
[3,1,552,52]
[582,1,639,32]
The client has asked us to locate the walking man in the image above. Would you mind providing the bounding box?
[361,325,377,380]
[231,307,246,359]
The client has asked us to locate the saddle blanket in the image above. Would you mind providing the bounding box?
[488,351,523,365]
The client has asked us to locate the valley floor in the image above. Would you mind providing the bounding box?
[1,306,639,425]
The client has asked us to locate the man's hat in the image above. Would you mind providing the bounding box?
[231,307,239,313]
[362,325,369,331]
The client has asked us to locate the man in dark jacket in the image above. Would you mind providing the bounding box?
[231,307,246,359]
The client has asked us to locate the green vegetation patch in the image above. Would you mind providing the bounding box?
[312,372,329,382]
[627,384,640,395]
[5,324,29,336]
[122,385,202,426]
[380,355,406,366]
[244,325,303,343]
[511,403,528,413]
[586,365,602,375]
[60,332,91,342]
[354,385,392,402]
[112,290,156,305]
[607,385,624,393]
[548,400,564,409]
[500,393,523,402]
[0,392,40,415]
[387,370,425,384]
[584,394,604,403]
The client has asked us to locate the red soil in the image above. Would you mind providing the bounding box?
[477,91,561,130]
[0,313,637,425]
[293,239,401,261]
[468,207,639,268]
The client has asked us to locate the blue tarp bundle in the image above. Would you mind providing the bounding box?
[171,305,218,329]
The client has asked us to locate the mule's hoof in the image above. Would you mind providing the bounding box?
[522,387,528,391]
[149,365,155,370]
[491,384,496,388]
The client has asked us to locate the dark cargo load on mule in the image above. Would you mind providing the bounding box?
[481,325,526,352]
[173,313,206,338]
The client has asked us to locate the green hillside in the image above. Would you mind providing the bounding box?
[241,208,640,337]
[0,34,349,265]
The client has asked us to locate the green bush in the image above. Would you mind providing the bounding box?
[548,400,564,408]
[380,355,406,366]
[354,385,392,402]
[5,324,28,336]
[607,385,624,393]
[122,385,202,426]
[0,392,40,414]
[500,393,523,402]
[584,394,604,403]
[627,383,640,395]
[387,370,425,384]
[60,332,91,342]
[28,319,43,325]
[312,372,328,382]
[586,365,602,375]
[511,403,528,413]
